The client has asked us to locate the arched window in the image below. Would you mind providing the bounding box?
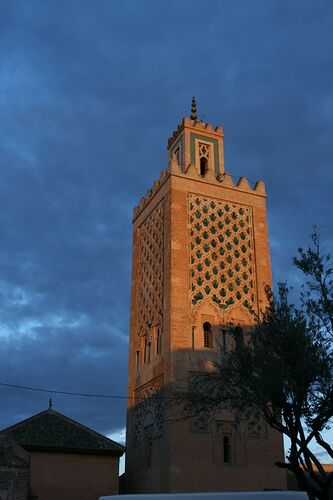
[143,336,151,363]
[223,436,231,463]
[147,341,151,363]
[143,336,147,363]
[203,322,213,349]
[199,156,208,176]
[234,325,244,350]
[156,327,162,355]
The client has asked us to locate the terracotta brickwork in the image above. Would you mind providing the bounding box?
[125,111,286,493]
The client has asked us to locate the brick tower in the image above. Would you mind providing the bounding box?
[125,100,286,493]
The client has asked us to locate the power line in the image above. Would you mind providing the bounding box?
[0,381,218,402]
[0,381,130,400]
[0,381,204,402]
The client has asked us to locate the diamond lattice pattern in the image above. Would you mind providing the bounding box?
[189,195,256,312]
[137,201,164,339]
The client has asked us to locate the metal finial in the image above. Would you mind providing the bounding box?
[48,398,52,410]
[190,96,197,120]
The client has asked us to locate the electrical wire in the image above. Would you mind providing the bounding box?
[0,381,131,400]
[0,381,203,401]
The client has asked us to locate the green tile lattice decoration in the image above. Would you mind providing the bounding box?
[189,194,256,312]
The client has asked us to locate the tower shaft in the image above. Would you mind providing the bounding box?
[125,112,285,493]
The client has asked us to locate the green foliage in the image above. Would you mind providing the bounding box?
[294,229,333,348]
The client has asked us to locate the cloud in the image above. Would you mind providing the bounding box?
[0,0,332,447]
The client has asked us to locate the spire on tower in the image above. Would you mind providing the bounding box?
[190,96,197,120]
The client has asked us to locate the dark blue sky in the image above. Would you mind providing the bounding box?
[1,0,333,448]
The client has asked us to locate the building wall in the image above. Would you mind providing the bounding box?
[126,174,172,493]
[126,117,286,493]
[166,173,285,493]
[29,451,119,500]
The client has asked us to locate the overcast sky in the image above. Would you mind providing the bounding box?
[1,0,333,457]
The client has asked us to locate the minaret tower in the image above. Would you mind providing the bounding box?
[125,101,285,493]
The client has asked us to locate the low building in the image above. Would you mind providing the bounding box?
[1,405,125,500]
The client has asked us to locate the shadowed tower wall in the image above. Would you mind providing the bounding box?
[125,104,286,493]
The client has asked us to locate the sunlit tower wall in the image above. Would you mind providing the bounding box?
[125,101,286,493]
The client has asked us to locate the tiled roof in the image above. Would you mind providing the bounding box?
[0,409,125,456]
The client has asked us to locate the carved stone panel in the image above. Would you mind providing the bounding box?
[137,201,164,346]
[133,375,164,443]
